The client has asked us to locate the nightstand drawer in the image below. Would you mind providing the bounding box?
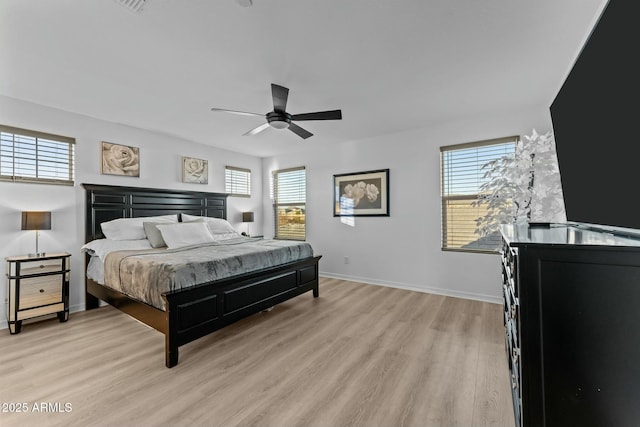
[19,276,63,309]
[16,258,64,276]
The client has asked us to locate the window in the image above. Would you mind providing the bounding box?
[272,166,306,240]
[1,125,75,185]
[441,136,517,253]
[225,166,251,197]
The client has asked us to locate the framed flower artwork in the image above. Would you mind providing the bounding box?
[333,169,389,216]
[182,156,208,184]
[101,141,140,177]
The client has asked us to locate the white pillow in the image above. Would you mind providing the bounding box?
[101,214,178,240]
[181,214,238,234]
[156,222,216,249]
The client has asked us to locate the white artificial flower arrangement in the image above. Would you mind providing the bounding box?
[473,129,566,238]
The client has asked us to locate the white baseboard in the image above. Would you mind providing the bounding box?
[319,271,502,305]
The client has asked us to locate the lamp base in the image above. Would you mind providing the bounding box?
[27,252,46,258]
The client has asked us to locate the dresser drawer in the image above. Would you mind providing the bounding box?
[16,258,64,276]
[18,275,63,309]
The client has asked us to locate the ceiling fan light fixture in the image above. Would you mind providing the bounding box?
[266,111,291,130]
[269,120,290,130]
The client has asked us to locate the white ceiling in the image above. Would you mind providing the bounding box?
[1,0,607,157]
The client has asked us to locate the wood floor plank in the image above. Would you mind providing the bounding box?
[0,278,514,427]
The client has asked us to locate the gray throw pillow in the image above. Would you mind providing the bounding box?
[143,222,167,248]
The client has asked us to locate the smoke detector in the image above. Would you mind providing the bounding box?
[113,0,146,13]
[236,0,253,7]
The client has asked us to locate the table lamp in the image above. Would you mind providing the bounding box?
[21,211,51,257]
[242,211,254,237]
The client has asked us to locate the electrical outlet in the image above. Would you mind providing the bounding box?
[344,256,350,264]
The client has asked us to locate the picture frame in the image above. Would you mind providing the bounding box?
[101,141,140,177]
[333,169,389,216]
[182,156,208,184]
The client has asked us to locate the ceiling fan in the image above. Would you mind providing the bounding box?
[211,83,342,139]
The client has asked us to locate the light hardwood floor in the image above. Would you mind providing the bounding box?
[0,278,515,427]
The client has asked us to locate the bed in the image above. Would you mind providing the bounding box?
[82,183,321,368]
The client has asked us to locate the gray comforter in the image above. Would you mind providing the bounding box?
[103,238,314,310]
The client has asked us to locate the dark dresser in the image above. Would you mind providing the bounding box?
[500,223,640,427]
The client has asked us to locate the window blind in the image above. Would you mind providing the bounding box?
[272,166,306,241]
[225,166,251,197]
[441,136,516,253]
[0,125,75,185]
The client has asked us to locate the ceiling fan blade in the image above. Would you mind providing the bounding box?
[288,123,313,139]
[291,109,342,121]
[211,108,264,117]
[243,122,270,136]
[271,84,289,113]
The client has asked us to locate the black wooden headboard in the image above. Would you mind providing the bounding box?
[82,183,229,242]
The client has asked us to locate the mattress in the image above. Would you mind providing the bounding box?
[101,238,314,310]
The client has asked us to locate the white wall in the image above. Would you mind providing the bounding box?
[263,106,555,303]
[0,96,263,329]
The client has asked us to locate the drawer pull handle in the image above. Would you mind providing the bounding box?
[39,289,45,293]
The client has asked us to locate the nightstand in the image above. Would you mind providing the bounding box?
[5,252,71,334]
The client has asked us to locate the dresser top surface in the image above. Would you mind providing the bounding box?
[501,223,640,248]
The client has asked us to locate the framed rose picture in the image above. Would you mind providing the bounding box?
[182,156,208,184]
[101,142,140,177]
[333,169,389,216]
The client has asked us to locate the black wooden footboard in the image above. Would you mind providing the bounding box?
[164,256,321,367]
